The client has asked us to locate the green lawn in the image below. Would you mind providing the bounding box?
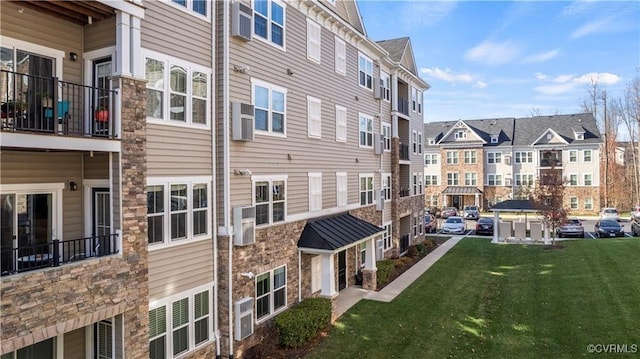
[308,238,640,358]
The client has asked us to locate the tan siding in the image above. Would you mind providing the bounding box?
[141,1,212,67]
[148,240,215,300]
[111,156,121,229]
[64,327,86,359]
[84,17,116,52]
[147,124,213,177]
[83,152,110,179]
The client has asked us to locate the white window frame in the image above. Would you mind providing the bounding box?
[447,172,459,186]
[144,49,211,128]
[166,0,210,19]
[418,132,423,154]
[487,174,503,186]
[308,173,322,212]
[413,173,419,195]
[570,197,579,210]
[454,130,467,139]
[583,149,592,162]
[382,173,392,201]
[253,175,287,226]
[491,136,498,144]
[382,122,391,151]
[253,0,286,48]
[256,265,288,322]
[424,153,438,165]
[464,150,477,164]
[515,174,534,186]
[359,113,374,148]
[382,223,392,251]
[380,71,391,101]
[412,131,418,154]
[358,53,373,90]
[584,197,593,210]
[411,87,418,112]
[335,105,347,142]
[359,174,374,205]
[334,36,346,75]
[336,172,347,207]
[425,174,438,186]
[446,151,459,165]
[515,151,533,164]
[417,88,423,113]
[311,256,321,292]
[487,152,502,164]
[306,19,321,64]
[428,195,438,207]
[252,78,287,137]
[307,95,321,139]
[146,177,212,250]
[569,173,579,186]
[464,172,477,186]
[569,150,578,163]
[583,173,593,186]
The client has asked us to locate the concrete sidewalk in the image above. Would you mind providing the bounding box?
[335,236,464,318]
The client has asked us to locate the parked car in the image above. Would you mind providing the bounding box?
[442,216,466,234]
[630,205,640,220]
[475,217,494,236]
[556,218,584,238]
[600,207,620,221]
[631,216,640,237]
[441,207,458,219]
[462,205,479,220]
[594,219,625,238]
[425,206,441,219]
[424,215,437,233]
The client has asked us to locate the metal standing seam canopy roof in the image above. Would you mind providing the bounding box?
[297,213,384,251]
[489,200,538,212]
[441,186,483,195]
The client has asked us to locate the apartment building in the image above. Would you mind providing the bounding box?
[1,0,427,358]
[423,113,602,215]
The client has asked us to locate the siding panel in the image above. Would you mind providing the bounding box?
[64,327,86,359]
[147,124,213,177]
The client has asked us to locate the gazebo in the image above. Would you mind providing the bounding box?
[489,200,546,243]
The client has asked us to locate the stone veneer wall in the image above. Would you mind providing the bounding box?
[0,77,149,356]
[483,186,512,207]
[564,187,601,215]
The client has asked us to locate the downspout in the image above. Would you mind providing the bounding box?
[212,1,220,358]
[298,249,302,302]
[223,1,234,358]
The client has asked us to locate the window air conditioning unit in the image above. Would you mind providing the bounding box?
[376,190,385,211]
[235,297,254,340]
[233,206,256,246]
[374,133,384,155]
[232,102,255,141]
[232,2,253,41]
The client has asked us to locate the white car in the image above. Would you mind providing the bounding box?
[442,216,466,234]
[600,207,620,221]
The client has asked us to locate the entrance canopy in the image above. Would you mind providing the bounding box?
[489,199,538,212]
[297,213,383,252]
[441,186,482,194]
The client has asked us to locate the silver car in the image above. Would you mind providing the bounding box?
[442,216,466,234]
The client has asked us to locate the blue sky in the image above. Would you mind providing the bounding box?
[357,0,640,123]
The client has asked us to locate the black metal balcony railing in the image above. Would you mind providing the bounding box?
[400,234,410,254]
[399,189,410,198]
[539,160,563,167]
[0,234,118,276]
[1,70,116,138]
[399,143,410,161]
[398,98,409,116]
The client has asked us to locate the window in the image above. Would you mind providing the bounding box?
[336,172,347,207]
[147,179,210,247]
[464,173,477,186]
[149,285,213,358]
[583,173,593,186]
[413,173,419,195]
[383,173,392,201]
[583,150,592,162]
[253,79,286,135]
[359,113,373,147]
[382,123,391,151]
[307,96,321,138]
[576,133,584,140]
[307,19,321,63]
[358,53,373,90]
[380,71,391,101]
[424,154,438,165]
[515,174,534,186]
[308,173,322,212]
[254,177,286,226]
[569,174,578,186]
[446,151,459,165]
[491,136,498,144]
[447,172,459,186]
[358,242,366,267]
[145,51,210,126]
[487,174,503,186]
[569,150,578,163]
[311,256,321,292]
[487,152,502,164]
[335,105,347,142]
[418,132,423,154]
[256,266,287,320]
[334,37,346,75]
[454,130,467,139]
[359,175,374,205]
[584,197,593,210]
[170,0,208,16]
[412,131,418,154]
[570,197,578,210]
[411,87,418,112]
[425,175,438,186]
[464,150,477,164]
[428,139,436,145]
[383,223,392,251]
[254,0,285,47]
[419,175,424,194]
[515,151,533,163]
[417,89,423,113]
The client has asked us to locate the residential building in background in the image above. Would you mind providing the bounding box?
[0,0,427,358]
[423,113,602,215]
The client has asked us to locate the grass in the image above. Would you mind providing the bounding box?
[307,237,640,358]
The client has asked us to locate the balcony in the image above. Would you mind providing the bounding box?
[398,143,410,161]
[398,98,409,116]
[0,234,119,277]
[1,70,116,138]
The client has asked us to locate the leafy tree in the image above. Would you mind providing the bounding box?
[528,155,568,246]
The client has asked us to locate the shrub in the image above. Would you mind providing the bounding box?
[406,245,419,258]
[275,297,331,348]
[376,259,394,286]
[416,243,428,255]
[424,239,436,252]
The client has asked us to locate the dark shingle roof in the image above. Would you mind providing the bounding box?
[423,118,515,147]
[376,37,409,63]
[297,213,383,251]
[490,200,537,212]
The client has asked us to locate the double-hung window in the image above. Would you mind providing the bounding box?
[145,51,210,126]
[256,266,287,320]
[306,19,321,63]
[515,174,533,186]
[359,175,374,205]
[382,123,391,151]
[464,150,476,164]
[253,79,286,135]
[464,173,477,186]
[570,197,578,210]
[383,223,392,251]
[411,87,418,112]
[334,37,346,75]
[583,150,592,162]
[418,132,423,154]
[424,154,438,165]
[254,176,286,226]
[147,178,211,247]
[336,172,347,206]
[417,89,422,113]
[412,131,418,154]
[335,105,347,142]
[487,152,502,164]
[359,113,373,147]
[487,174,503,186]
[584,197,593,210]
[380,71,391,101]
[515,151,533,163]
[254,0,285,47]
[358,53,373,90]
[446,151,459,165]
[583,173,593,186]
[569,150,578,163]
[307,96,321,138]
[447,172,459,186]
[569,174,578,186]
[308,173,322,212]
[170,0,208,17]
[383,173,392,201]
[425,175,438,186]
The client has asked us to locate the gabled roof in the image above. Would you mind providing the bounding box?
[437,120,486,144]
[377,37,419,77]
[531,128,569,146]
[513,113,601,146]
[424,118,515,147]
[297,213,383,251]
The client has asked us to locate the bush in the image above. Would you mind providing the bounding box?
[424,239,436,252]
[406,245,419,258]
[376,259,394,286]
[416,243,428,255]
[274,298,331,348]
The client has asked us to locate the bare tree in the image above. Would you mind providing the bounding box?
[529,153,568,246]
[530,107,542,117]
[619,76,640,205]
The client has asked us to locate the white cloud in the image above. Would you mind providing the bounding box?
[574,72,620,85]
[474,81,487,89]
[420,67,473,83]
[553,75,575,83]
[464,40,522,66]
[401,1,457,27]
[570,16,616,39]
[560,0,598,18]
[535,72,548,81]
[534,72,621,95]
[523,49,559,63]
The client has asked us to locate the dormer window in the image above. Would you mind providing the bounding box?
[454,130,466,139]
[576,133,584,140]
[428,139,435,146]
[490,135,498,144]
[546,133,552,140]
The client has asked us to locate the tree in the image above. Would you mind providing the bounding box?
[528,156,568,246]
